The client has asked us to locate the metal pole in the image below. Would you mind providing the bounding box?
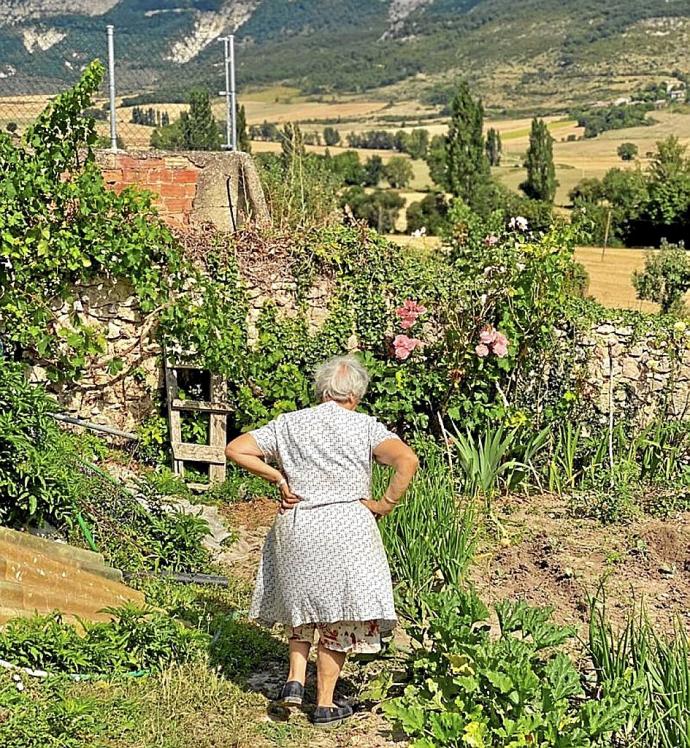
[106,25,118,151]
[50,412,137,441]
[219,35,237,151]
[229,34,237,151]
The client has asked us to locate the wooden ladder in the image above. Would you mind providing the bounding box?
[164,360,231,490]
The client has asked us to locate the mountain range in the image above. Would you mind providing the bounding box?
[1,1,690,111]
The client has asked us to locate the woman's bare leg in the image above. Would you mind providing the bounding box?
[287,640,311,684]
[316,644,346,707]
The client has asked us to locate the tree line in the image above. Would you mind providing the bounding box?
[131,106,170,128]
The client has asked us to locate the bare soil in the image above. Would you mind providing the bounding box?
[473,493,690,637]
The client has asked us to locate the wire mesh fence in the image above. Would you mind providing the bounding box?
[0,23,237,151]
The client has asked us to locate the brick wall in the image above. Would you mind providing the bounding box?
[96,149,270,231]
[100,154,200,227]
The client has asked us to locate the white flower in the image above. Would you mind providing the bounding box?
[516,262,526,272]
[509,216,529,231]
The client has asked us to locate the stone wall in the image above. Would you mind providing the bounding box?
[576,321,690,426]
[30,277,160,434]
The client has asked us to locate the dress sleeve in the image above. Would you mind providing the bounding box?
[250,419,280,462]
[370,417,400,449]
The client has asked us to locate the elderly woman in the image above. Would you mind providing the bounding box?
[225,355,418,727]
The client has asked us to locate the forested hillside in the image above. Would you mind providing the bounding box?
[1,0,689,108]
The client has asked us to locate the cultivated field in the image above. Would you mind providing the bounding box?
[391,236,688,313]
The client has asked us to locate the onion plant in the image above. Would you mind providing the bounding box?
[378,446,477,622]
[588,592,690,747]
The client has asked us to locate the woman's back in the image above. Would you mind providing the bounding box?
[251,401,396,507]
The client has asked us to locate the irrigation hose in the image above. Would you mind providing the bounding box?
[0,658,150,682]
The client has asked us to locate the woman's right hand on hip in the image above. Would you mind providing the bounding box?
[360,499,392,520]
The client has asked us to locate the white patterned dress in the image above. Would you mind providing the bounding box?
[249,401,399,637]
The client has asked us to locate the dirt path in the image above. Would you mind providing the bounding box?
[220,497,407,748]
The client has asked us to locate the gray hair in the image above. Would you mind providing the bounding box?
[314,355,370,403]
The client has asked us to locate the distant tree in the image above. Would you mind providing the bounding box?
[633,241,690,315]
[646,136,690,226]
[331,150,365,185]
[250,121,280,141]
[403,128,430,160]
[346,130,397,150]
[180,90,220,151]
[340,186,404,233]
[237,103,251,152]
[485,128,502,166]
[323,126,341,146]
[618,142,638,161]
[384,156,414,188]
[96,134,126,150]
[406,192,449,235]
[521,118,558,203]
[426,134,447,188]
[445,81,491,206]
[151,119,184,150]
[363,155,384,187]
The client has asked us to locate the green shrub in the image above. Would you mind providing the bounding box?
[0,358,95,528]
[633,240,690,316]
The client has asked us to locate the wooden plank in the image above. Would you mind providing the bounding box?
[209,374,228,484]
[171,399,233,414]
[172,442,226,464]
[164,359,184,478]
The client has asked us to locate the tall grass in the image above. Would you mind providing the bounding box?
[377,446,476,621]
[588,592,690,747]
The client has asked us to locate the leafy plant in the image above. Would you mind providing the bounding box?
[383,588,629,747]
[378,447,476,621]
[0,605,207,674]
[0,358,96,528]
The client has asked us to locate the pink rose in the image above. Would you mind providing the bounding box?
[484,234,499,247]
[395,300,427,330]
[393,334,423,361]
[479,327,497,345]
[493,342,508,358]
[475,343,490,358]
[494,332,508,348]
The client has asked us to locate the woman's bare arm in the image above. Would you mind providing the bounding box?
[361,439,419,518]
[225,433,301,513]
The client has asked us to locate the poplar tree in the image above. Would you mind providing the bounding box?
[485,127,502,166]
[521,118,558,203]
[445,81,491,208]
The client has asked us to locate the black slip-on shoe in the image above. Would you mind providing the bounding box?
[277,680,304,707]
[311,703,354,728]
